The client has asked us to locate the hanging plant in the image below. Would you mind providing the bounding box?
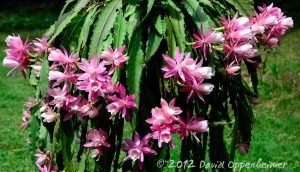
[2,0,293,171]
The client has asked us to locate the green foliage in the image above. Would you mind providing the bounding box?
[88,0,122,58]
[39,60,49,97]
[19,0,294,171]
[183,0,213,31]
[126,28,145,130]
[78,5,99,50]
[113,10,127,49]
[226,0,254,16]
[49,0,91,43]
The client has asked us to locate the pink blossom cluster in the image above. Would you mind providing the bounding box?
[3,35,31,78]
[192,3,293,76]
[145,99,208,148]
[162,47,214,102]
[37,43,136,161]
[3,35,53,78]
[2,34,134,123]
[84,128,110,160]
[43,44,135,123]
[2,34,137,164]
[120,98,208,169]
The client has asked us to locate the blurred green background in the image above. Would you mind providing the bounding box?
[0,0,299,171]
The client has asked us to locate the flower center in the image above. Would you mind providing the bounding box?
[129,148,141,161]
[73,105,79,111]
[88,67,95,74]
[166,107,175,116]
[54,95,65,101]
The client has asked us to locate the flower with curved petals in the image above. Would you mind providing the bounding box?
[77,55,106,81]
[226,61,241,75]
[100,45,128,75]
[161,47,189,82]
[106,84,137,121]
[76,79,105,102]
[48,47,79,67]
[41,108,60,123]
[150,124,178,149]
[178,114,208,141]
[84,128,110,160]
[180,79,214,102]
[64,95,88,121]
[35,149,50,166]
[3,35,31,78]
[47,85,77,108]
[122,132,157,170]
[192,25,224,60]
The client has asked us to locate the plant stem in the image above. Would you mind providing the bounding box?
[229,118,238,162]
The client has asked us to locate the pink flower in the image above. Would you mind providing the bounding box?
[77,55,106,81]
[223,41,257,63]
[226,61,241,75]
[254,3,293,38]
[3,35,31,78]
[48,68,78,87]
[146,98,182,126]
[84,128,110,148]
[160,98,182,117]
[41,108,59,123]
[106,102,123,118]
[278,17,293,29]
[76,79,105,101]
[20,110,30,129]
[178,114,208,142]
[64,95,88,121]
[181,79,214,102]
[5,35,31,53]
[106,84,137,121]
[36,164,57,172]
[35,149,50,166]
[178,115,208,141]
[192,25,224,60]
[161,48,214,84]
[48,48,79,66]
[221,13,255,41]
[122,132,157,170]
[100,45,128,75]
[24,97,36,108]
[33,35,52,54]
[146,107,174,126]
[236,17,250,27]
[161,47,189,82]
[84,128,110,160]
[151,125,178,148]
[102,77,119,95]
[32,62,42,77]
[47,85,77,108]
[226,28,253,40]
[190,58,214,80]
[80,103,101,118]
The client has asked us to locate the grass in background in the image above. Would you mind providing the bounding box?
[0,2,61,170]
[0,30,44,171]
[232,27,300,171]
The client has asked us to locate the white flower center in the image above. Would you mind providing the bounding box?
[129,148,141,161]
[88,67,95,74]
